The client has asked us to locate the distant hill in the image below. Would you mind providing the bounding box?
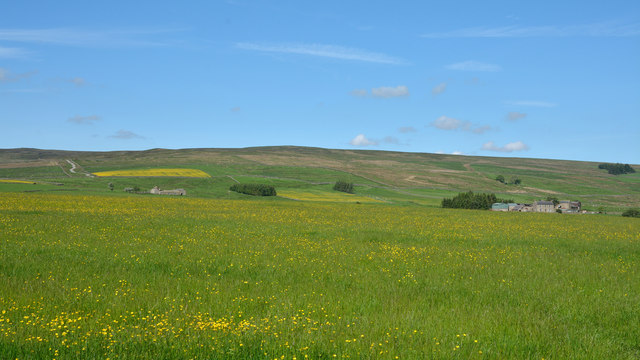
[1,146,638,212]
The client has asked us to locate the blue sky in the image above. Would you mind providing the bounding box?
[1,0,639,163]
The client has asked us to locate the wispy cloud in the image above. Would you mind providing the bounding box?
[350,134,378,146]
[230,107,241,112]
[0,28,185,47]
[68,115,101,125]
[398,126,417,133]
[472,125,492,134]
[432,82,447,95]
[422,21,640,38]
[431,115,492,134]
[70,77,86,87]
[482,141,529,152]
[446,61,501,72]
[0,46,29,58]
[0,68,37,82]
[350,89,368,97]
[382,136,400,145]
[506,100,557,108]
[371,85,409,98]
[350,86,409,98]
[236,42,406,64]
[506,111,527,121]
[432,116,465,130]
[109,129,144,139]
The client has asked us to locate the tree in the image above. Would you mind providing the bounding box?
[108,182,114,191]
[333,181,354,194]
[622,208,640,218]
[495,175,505,183]
[441,191,513,210]
[599,163,636,175]
[229,183,276,196]
[545,196,559,206]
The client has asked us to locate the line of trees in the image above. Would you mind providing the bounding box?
[333,181,354,194]
[230,183,277,196]
[598,163,636,175]
[622,208,640,218]
[442,191,514,210]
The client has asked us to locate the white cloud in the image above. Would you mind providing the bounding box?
[68,115,101,124]
[432,116,465,130]
[421,21,640,38]
[0,46,28,58]
[383,136,400,144]
[350,89,368,97]
[432,115,492,134]
[446,61,501,72]
[109,129,144,139]
[398,126,417,133]
[506,100,556,108]
[482,141,529,152]
[432,82,447,95]
[472,125,492,134]
[350,134,378,146]
[452,151,464,155]
[0,68,38,82]
[371,85,409,98]
[507,111,527,121]
[236,42,406,65]
[70,77,86,86]
[0,28,185,48]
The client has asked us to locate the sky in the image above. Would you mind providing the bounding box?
[1,0,639,163]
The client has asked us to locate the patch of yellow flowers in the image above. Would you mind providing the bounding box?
[92,168,210,178]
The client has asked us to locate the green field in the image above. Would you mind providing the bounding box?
[0,147,638,358]
[1,146,639,212]
[1,192,639,359]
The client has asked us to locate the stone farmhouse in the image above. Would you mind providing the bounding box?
[492,200,582,213]
[150,186,186,196]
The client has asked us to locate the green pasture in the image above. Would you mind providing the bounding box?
[0,193,638,359]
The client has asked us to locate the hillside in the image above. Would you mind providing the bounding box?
[1,146,638,211]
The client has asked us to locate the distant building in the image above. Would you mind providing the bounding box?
[533,201,555,213]
[491,203,509,211]
[150,186,186,196]
[557,200,581,213]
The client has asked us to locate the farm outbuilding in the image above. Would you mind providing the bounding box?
[150,186,186,196]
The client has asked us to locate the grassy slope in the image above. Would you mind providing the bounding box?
[0,146,638,211]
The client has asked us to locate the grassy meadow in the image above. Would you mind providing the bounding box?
[1,192,638,359]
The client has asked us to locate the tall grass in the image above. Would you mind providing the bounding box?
[0,193,638,359]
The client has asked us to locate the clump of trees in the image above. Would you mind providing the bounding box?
[598,163,636,175]
[333,181,354,194]
[545,196,560,206]
[442,191,514,210]
[230,183,276,196]
[495,175,521,185]
[622,208,640,218]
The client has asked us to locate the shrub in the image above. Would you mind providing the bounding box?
[442,191,513,210]
[230,183,276,196]
[496,175,505,183]
[622,208,640,218]
[333,181,354,194]
[598,163,636,175]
